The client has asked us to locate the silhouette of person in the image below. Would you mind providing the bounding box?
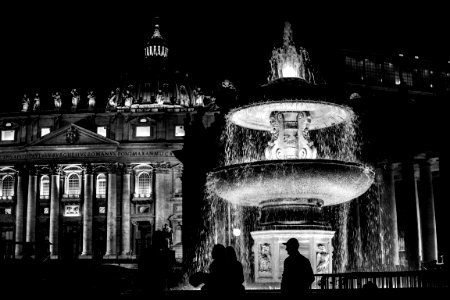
[225,246,245,296]
[203,244,227,296]
[363,281,378,289]
[138,242,174,296]
[281,238,314,296]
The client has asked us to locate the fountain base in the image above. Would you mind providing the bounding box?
[251,229,334,284]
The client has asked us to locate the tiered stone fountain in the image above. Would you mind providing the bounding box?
[208,22,374,284]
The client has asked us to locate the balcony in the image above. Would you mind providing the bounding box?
[131,193,153,204]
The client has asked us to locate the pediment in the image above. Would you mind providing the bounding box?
[29,124,119,146]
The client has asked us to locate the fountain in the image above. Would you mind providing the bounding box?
[206,22,374,286]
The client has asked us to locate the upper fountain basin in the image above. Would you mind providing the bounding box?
[229,100,353,131]
[208,159,374,207]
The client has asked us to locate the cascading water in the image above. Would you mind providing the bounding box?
[187,21,380,289]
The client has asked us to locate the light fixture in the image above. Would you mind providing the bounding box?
[232,228,241,237]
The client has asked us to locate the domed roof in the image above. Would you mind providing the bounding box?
[145,21,168,59]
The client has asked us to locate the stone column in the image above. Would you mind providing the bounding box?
[419,158,438,263]
[402,160,421,269]
[25,168,37,245]
[384,163,400,265]
[105,164,117,257]
[81,164,93,258]
[14,167,27,257]
[121,165,132,256]
[49,166,60,258]
[154,167,171,231]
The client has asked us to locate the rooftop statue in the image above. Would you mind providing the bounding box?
[87,90,96,111]
[71,89,80,111]
[106,89,119,111]
[52,92,62,110]
[33,92,40,111]
[21,94,30,112]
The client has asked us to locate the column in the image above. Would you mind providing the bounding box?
[49,166,60,258]
[386,163,400,265]
[25,167,37,245]
[81,164,93,258]
[14,167,27,257]
[154,167,171,231]
[402,160,421,269]
[419,158,438,263]
[105,164,117,257]
[121,165,132,256]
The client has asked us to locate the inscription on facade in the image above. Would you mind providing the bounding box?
[0,150,175,161]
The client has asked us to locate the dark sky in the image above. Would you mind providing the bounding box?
[2,3,448,111]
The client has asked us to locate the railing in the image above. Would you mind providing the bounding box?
[314,270,449,289]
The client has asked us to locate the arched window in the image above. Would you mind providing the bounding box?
[96,174,106,198]
[137,172,151,196]
[1,175,14,197]
[40,175,50,198]
[67,173,80,196]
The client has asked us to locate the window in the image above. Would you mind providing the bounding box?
[364,59,381,82]
[40,175,50,199]
[137,172,151,196]
[345,56,364,81]
[136,126,151,137]
[41,127,51,137]
[67,173,80,196]
[175,125,185,137]
[97,126,107,137]
[383,62,397,85]
[96,174,106,198]
[1,175,15,198]
[402,70,413,86]
[1,130,15,141]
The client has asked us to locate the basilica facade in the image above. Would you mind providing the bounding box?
[0,21,218,263]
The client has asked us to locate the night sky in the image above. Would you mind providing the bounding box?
[2,3,448,111]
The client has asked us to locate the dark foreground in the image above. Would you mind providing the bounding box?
[1,260,448,299]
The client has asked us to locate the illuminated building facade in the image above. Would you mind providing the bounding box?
[0,21,217,263]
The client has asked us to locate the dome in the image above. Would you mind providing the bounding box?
[144,22,168,59]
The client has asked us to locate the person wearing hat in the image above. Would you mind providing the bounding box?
[281,238,315,296]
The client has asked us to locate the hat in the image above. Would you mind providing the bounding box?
[283,238,299,249]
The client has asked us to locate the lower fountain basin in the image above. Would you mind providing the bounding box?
[208,159,374,207]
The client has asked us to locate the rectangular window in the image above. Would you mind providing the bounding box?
[97,126,107,137]
[136,126,151,137]
[345,56,364,81]
[365,59,381,82]
[1,130,15,141]
[99,206,106,214]
[383,62,396,85]
[402,71,413,86]
[175,125,185,137]
[41,127,51,137]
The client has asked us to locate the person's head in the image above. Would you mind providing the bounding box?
[226,246,237,261]
[212,244,226,260]
[283,238,299,255]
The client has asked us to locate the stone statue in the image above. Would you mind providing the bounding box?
[71,89,80,111]
[122,86,134,108]
[193,88,204,107]
[316,244,330,274]
[21,94,30,112]
[87,90,96,111]
[33,92,40,111]
[106,89,118,111]
[156,90,164,106]
[52,92,62,110]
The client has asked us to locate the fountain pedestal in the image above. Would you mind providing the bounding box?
[251,230,334,284]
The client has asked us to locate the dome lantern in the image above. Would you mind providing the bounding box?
[145,21,168,59]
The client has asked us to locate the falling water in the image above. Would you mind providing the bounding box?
[222,111,362,166]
